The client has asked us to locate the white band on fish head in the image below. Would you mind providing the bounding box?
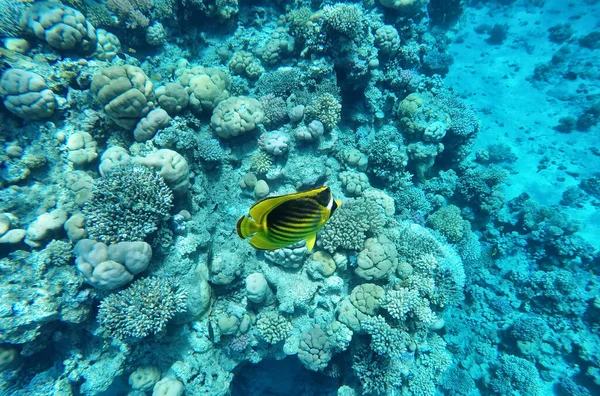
[326,196,334,210]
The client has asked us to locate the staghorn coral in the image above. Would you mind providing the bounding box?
[97,277,187,339]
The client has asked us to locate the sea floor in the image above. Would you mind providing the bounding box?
[445,0,600,246]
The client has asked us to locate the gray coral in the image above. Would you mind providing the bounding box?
[83,165,173,244]
[97,277,187,339]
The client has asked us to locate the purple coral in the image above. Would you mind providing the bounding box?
[229,334,251,353]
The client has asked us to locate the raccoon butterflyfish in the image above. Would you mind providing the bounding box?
[236,186,341,252]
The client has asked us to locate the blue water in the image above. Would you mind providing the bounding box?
[0,0,598,395]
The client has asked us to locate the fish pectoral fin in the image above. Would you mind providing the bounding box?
[249,233,282,250]
[305,233,317,252]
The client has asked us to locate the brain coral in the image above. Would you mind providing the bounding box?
[20,1,97,52]
[91,65,155,129]
[93,29,121,61]
[0,69,56,120]
[355,235,398,281]
[298,326,332,371]
[210,96,264,139]
[176,66,230,114]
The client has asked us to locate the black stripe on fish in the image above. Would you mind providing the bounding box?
[268,231,299,243]
[273,215,321,227]
[273,215,317,226]
[270,227,314,238]
[270,223,315,238]
[268,201,322,228]
[270,223,315,237]
[314,188,332,207]
[276,207,320,221]
[269,226,296,238]
[271,219,320,234]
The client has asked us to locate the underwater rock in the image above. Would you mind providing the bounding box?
[25,209,67,247]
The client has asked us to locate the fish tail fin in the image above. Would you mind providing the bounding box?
[237,215,261,239]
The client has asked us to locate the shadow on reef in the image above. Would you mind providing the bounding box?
[230,356,338,396]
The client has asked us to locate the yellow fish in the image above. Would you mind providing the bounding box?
[236,186,341,252]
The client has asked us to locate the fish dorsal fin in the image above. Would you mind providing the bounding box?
[305,234,317,252]
[248,186,329,222]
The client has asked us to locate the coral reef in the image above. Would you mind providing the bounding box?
[97,277,187,339]
[0,0,598,395]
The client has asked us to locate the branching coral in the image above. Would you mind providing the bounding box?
[83,165,173,244]
[362,315,411,358]
[352,346,404,395]
[97,277,187,339]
